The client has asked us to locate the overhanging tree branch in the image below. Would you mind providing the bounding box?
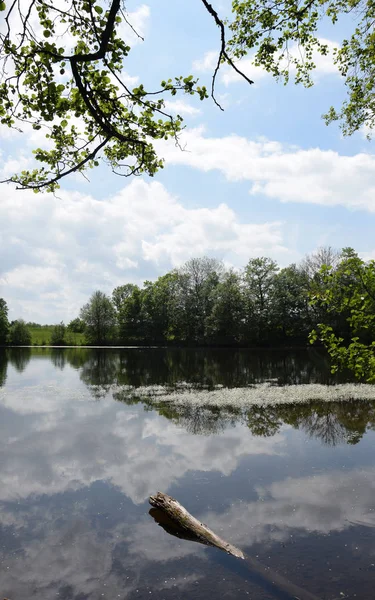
[200,0,254,109]
[0,0,254,191]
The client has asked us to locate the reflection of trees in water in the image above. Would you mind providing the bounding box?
[67,347,343,393]
[50,349,66,370]
[113,390,242,435]
[78,350,120,398]
[115,387,375,445]
[7,347,31,373]
[245,406,283,438]
[61,346,375,444]
[283,403,349,446]
[244,401,375,446]
[113,384,375,445]
[156,404,240,436]
[0,350,7,386]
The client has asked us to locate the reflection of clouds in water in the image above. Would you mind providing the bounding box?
[0,507,140,600]
[126,515,207,564]
[203,468,375,551]
[0,496,206,600]
[2,466,375,600]
[0,390,285,504]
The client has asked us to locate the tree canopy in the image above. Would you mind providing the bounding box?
[310,248,375,382]
[8,319,32,345]
[1,0,373,192]
[0,298,9,344]
[80,290,116,344]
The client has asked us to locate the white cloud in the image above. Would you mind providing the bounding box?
[192,50,218,73]
[0,177,287,323]
[159,127,375,211]
[359,250,375,261]
[120,4,151,45]
[164,99,202,116]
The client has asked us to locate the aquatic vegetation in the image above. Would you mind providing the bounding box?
[113,381,375,409]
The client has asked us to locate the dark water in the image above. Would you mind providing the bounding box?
[1,347,375,600]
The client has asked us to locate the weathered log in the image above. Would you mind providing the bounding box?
[149,491,322,600]
[149,491,244,559]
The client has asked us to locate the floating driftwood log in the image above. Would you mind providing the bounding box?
[149,491,244,558]
[149,491,323,600]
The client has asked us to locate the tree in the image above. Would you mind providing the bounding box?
[243,257,279,344]
[0,298,9,345]
[229,0,375,136]
[8,319,32,345]
[116,285,144,342]
[112,284,139,314]
[68,317,86,333]
[309,248,375,382]
[4,0,368,193]
[272,265,311,342]
[50,321,66,345]
[140,273,180,343]
[80,290,116,344]
[300,247,341,281]
[0,0,252,192]
[176,257,224,343]
[206,270,245,344]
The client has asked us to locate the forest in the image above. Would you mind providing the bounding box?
[2,247,375,382]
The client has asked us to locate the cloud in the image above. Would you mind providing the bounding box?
[0,177,287,323]
[192,50,218,73]
[159,127,375,211]
[120,4,151,45]
[164,99,202,116]
[0,382,286,504]
[206,467,375,551]
[359,250,375,261]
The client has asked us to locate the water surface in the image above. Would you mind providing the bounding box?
[1,348,375,600]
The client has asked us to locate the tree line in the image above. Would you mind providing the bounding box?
[2,246,375,381]
[0,249,333,347]
[1,245,373,354]
[2,242,375,386]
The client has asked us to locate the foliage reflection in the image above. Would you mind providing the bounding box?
[2,347,374,445]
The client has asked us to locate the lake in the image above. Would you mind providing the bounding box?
[1,347,375,600]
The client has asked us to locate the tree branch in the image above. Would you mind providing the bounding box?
[200,0,254,109]
[2,136,110,190]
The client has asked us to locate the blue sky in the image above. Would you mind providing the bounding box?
[1,0,375,323]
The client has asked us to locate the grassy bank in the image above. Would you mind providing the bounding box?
[29,326,85,346]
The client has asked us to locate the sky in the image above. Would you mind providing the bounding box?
[1,0,375,324]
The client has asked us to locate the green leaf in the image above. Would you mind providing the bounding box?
[0,2,6,11]
[94,5,103,14]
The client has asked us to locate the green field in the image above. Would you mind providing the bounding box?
[29,326,86,346]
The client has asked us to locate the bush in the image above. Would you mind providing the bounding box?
[50,322,66,345]
[8,320,32,345]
